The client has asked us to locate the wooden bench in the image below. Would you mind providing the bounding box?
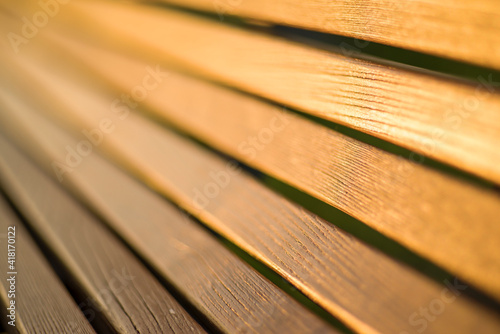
[1,1,500,333]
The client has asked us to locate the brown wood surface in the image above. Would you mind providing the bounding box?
[46,0,500,186]
[2,46,500,334]
[0,197,96,334]
[0,104,337,334]
[141,0,500,70]
[0,136,207,334]
[41,33,500,303]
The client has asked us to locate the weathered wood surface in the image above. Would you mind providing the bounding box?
[42,33,500,302]
[0,196,96,334]
[2,48,500,334]
[141,0,500,70]
[0,136,207,334]
[47,0,500,186]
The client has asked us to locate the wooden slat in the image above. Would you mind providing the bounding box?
[141,0,500,70]
[25,31,500,303]
[0,137,207,334]
[0,196,96,334]
[45,0,500,186]
[2,46,500,334]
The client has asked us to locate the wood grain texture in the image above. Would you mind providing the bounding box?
[0,137,206,334]
[0,102,337,334]
[141,0,500,70]
[49,0,500,186]
[2,43,500,334]
[0,197,96,334]
[27,32,500,304]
